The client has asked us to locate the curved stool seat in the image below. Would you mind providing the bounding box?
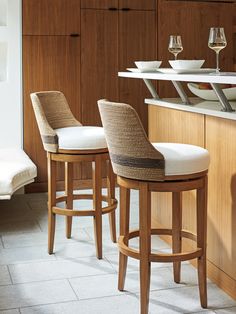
[98,100,210,314]
[31,91,117,259]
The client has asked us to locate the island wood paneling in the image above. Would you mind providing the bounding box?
[148,105,205,238]
[205,116,236,290]
[148,104,236,300]
[23,0,80,35]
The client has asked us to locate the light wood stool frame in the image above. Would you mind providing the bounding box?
[47,148,117,259]
[117,171,208,314]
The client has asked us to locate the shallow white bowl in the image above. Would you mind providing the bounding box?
[169,60,205,70]
[188,83,236,101]
[135,61,162,70]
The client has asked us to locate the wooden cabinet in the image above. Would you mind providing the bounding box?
[81,0,155,10]
[81,9,119,126]
[23,36,81,188]
[118,0,156,10]
[158,0,235,97]
[23,0,80,35]
[23,0,81,191]
[119,10,156,131]
[81,6,156,131]
[81,0,118,9]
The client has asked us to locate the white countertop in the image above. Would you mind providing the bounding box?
[118,71,236,84]
[119,70,236,119]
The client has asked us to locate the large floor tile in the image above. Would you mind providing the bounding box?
[148,284,236,313]
[9,257,115,284]
[0,265,11,285]
[20,294,140,314]
[0,221,41,235]
[104,248,175,273]
[0,246,56,266]
[215,307,236,313]
[1,228,91,249]
[0,280,76,310]
[0,310,20,314]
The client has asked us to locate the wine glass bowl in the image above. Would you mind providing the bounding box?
[168,35,183,60]
[208,27,227,74]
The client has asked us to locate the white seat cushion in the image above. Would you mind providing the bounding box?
[55,126,107,150]
[0,148,37,200]
[152,143,210,176]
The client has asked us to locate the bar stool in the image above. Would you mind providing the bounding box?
[30,91,117,259]
[98,100,210,314]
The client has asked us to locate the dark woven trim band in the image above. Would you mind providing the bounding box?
[42,135,58,144]
[110,153,164,169]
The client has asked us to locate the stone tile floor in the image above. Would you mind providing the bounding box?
[0,189,235,314]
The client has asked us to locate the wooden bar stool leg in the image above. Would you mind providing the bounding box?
[93,155,103,259]
[118,186,130,291]
[47,153,57,254]
[65,162,73,238]
[197,175,208,308]
[107,159,117,243]
[172,192,182,283]
[139,183,151,314]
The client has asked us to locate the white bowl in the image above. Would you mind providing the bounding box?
[135,61,162,70]
[169,60,205,70]
[188,83,236,101]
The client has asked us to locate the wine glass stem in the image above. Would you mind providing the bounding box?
[216,51,220,73]
[174,53,177,60]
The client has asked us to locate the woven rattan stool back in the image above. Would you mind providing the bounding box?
[98,99,164,181]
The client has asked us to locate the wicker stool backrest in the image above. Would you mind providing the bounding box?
[98,100,165,181]
[30,91,81,153]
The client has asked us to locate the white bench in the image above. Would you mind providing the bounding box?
[0,148,37,200]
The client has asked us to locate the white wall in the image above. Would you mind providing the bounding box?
[0,0,22,149]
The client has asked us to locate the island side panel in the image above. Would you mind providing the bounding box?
[206,116,236,298]
[148,104,236,300]
[148,105,205,245]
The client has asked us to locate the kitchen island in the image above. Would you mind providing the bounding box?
[119,70,236,300]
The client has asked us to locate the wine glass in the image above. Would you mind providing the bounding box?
[168,35,183,60]
[208,27,227,74]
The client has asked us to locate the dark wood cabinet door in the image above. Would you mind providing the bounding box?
[81,0,118,9]
[81,9,119,126]
[158,0,234,97]
[119,0,156,10]
[23,36,81,185]
[23,0,80,35]
[119,10,157,131]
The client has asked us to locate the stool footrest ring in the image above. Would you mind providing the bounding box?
[118,228,202,263]
[52,194,117,217]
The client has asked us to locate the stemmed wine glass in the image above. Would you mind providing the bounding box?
[208,27,227,74]
[168,35,183,60]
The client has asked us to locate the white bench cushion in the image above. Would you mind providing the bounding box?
[0,148,37,200]
[55,126,107,150]
[152,143,210,176]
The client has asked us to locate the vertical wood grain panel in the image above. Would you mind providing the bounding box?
[206,116,236,281]
[119,0,156,10]
[81,0,118,9]
[23,36,81,183]
[158,0,234,98]
[23,0,80,35]
[148,105,205,244]
[119,10,157,131]
[81,9,119,126]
